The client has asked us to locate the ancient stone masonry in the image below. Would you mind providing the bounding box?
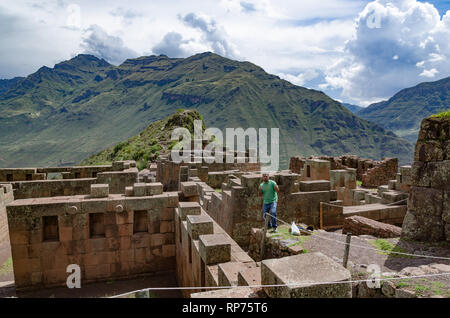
[175,182,257,297]
[156,145,260,192]
[0,162,136,182]
[6,182,178,290]
[248,228,305,260]
[320,203,407,230]
[0,184,14,244]
[1,161,138,199]
[177,157,409,247]
[0,136,435,298]
[290,155,398,187]
[402,116,450,242]
[361,158,398,188]
[261,253,352,298]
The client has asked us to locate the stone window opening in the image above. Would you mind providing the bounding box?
[307,165,311,178]
[92,172,97,178]
[26,174,32,181]
[89,213,105,238]
[6,174,13,182]
[134,210,148,233]
[75,172,81,179]
[43,216,59,242]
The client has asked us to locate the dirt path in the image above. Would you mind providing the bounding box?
[300,228,450,297]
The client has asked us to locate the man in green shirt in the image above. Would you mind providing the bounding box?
[258,173,279,232]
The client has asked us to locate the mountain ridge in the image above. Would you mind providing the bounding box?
[0,52,413,168]
[358,76,450,142]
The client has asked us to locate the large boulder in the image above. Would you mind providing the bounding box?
[343,215,402,238]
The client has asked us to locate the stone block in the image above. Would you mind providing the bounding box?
[181,182,198,197]
[218,262,247,286]
[90,184,109,198]
[414,140,445,162]
[133,183,146,197]
[299,180,330,192]
[343,215,402,238]
[388,180,397,190]
[238,267,261,287]
[408,186,443,217]
[178,202,201,221]
[261,252,352,298]
[187,215,214,240]
[199,234,231,265]
[125,186,133,197]
[146,183,163,196]
[190,287,260,298]
[241,174,262,191]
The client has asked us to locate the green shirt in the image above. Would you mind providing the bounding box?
[259,180,278,204]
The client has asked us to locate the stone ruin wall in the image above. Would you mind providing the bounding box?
[0,160,135,182]
[1,161,139,200]
[156,155,260,192]
[402,116,450,242]
[201,169,343,248]
[289,155,398,187]
[361,158,398,188]
[174,185,258,297]
[0,184,14,244]
[6,182,178,290]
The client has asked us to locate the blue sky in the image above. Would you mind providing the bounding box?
[0,0,449,106]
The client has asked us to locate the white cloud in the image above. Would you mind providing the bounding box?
[278,69,320,87]
[81,24,138,65]
[152,32,190,58]
[179,12,239,58]
[419,68,439,78]
[321,0,450,105]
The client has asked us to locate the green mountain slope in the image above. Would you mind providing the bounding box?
[0,77,25,95]
[81,109,204,168]
[358,77,450,143]
[0,52,413,168]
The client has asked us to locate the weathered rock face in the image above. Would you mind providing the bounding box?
[343,215,402,238]
[401,116,450,242]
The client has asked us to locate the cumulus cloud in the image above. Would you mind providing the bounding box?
[152,32,190,58]
[180,13,239,58]
[81,25,138,65]
[110,7,143,25]
[240,2,257,13]
[278,69,320,87]
[320,0,450,105]
[0,5,80,78]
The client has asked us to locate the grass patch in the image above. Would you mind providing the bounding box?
[369,239,413,258]
[214,188,221,193]
[356,180,362,187]
[269,225,311,251]
[396,279,410,288]
[431,110,450,119]
[414,284,430,296]
[0,257,13,276]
